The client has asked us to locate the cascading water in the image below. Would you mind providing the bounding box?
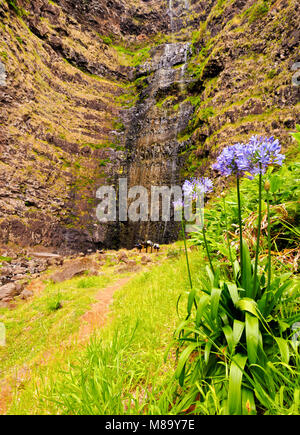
[120,0,195,247]
[0,61,6,86]
[168,0,174,34]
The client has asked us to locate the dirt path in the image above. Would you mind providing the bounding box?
[0,275,133,414]
[77,276,132,342]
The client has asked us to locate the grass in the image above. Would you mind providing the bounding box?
[1,180,298,416]
[10,237,296,415]
[0,274,114,381]
[5,0,27,17]
[0,256,13,263]
[246,1,270,24]
[112,44,151,67]
[5,249,205,414]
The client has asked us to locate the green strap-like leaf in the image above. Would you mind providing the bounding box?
[275,337,290,364]
[195,295,210,327]
[245,313,259,365]
[187,289,196,316]
[210,288,222,323]
[204,340,213,365]
[233,320,245,350]
[241,240,253,297]
[223,325,234,353]
[228,354,248,415]
[206,265,214,289]
[236,298,260,318]
[175,342,199,383]
[226,282,240,305]
[241,388,256,415]
[223,320,245,355]
[233,260,240,281]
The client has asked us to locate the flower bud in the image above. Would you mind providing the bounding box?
[264,180,271,192]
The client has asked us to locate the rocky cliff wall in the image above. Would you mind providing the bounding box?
[184,0,300,177]
[0,0,142,252]
[120,0,300,246]
[0,0,299,252]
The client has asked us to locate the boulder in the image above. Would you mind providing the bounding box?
[117,251,129,264]
[19,289,33,300]
[117,260,139,273]
[0,281,24,301]
[141,255,152,265]
[50,258,99,283]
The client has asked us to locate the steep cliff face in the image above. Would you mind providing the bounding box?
[184,0,300,177]
[120,0,300,246]
[0,0,299,252]
[0,0,165,251]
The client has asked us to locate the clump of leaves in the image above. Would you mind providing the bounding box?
[246,0,269,23]
[174,242,299,414]
[290,125,300,148]
[46,292,62,312]
[0,256,13,263]
[6,0,26,17]
[174,137,299,414]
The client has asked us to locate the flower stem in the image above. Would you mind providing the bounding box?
[267,189,272,292]
[181,219,193,290]
[223,196,234,270]
[202,226,215,275]
[237,176,243,279]
[198,202,214,274]
[253,165,263,297]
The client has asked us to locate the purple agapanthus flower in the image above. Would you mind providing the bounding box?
[212,143,250,177]
[246,135,285,176]
[174,177,213,210]
[194,177,214,195]
[182,180,195,198]
[183,177,214,200]
[173,198,184,210]
[212,136,285,178]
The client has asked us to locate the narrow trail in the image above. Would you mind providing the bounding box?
[0,275,134,414]
[77,276,132,342]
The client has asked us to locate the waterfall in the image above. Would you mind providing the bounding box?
[0,61,6,86]
[121,0,195,246]
[180,42,190,90]
[160,0,192,242]
[168,0,174,34]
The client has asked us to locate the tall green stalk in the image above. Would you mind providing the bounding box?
[222,195,234,270]
[181,220,193,290]
[266,184,272,292]
[199,204,215,274]
[253,164,263,297]
[202,227,215,275]
[236,176,243,279]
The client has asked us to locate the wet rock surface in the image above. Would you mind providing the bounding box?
[0,61,6,87]
[121,41,195,247]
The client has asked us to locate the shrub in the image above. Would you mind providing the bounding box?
[173,136,300,414]
[6,0,25,17]
[46,292,62,312]
[247,1,269,24]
